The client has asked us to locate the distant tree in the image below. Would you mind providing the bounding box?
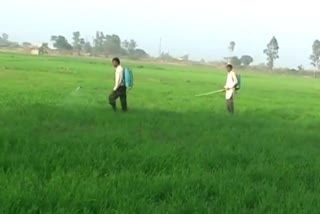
[93,31,104,55]
[129,49,149,59]
[297,65,304,72]
[80,38,85,52]
[128,39,137,52]
[2,33,9,41]
[230,56,241,67]
[39,43,49,55]
[310,40,320,78]
[229,41,236,53]
[103,34,125,56]
[51,35,58,41]
[122,40,130,50]
[51,35,73,51]
[225,41,236,63]
[22,42,32,48]
[93,32,125,56]
[73,31,83,55]
[264,36,279,69]
[159,52,174,61]
[240,55,254,66]
[83,41,92,54]
[180,54,189,61]
[0,33,10,47]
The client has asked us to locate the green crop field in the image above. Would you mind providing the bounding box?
[1,52,320,213]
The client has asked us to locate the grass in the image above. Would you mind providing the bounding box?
[0,52,320,213]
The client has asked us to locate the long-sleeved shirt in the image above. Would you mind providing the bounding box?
[113,65,124,91]
[224,70,238,99]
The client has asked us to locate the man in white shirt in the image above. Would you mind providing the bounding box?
[224,64,238,114]
[109,58,127,112]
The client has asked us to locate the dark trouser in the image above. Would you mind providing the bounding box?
[227,96,234,114]
[109,86,127,111]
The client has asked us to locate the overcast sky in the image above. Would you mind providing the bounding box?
[1,0,319,68]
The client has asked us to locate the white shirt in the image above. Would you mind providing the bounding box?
[225,70,238,99]
[113,65,124,91]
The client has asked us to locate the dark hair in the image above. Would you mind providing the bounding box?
[112,57,120,64]
[226,64,233,69]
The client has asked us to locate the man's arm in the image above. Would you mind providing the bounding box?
[113,69,121,91]
[231,72,238,88]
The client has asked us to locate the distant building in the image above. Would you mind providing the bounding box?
[30,48,40,55]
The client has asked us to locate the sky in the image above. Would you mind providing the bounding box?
[1,0,319,68]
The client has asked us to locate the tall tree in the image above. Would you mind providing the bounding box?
[73,31,82,55]
[264,36,279,69]
[83,41,92,54]
[229,41,236,53]
[310,40,320,78]
[93,31,105,55]
[128,39,137,52]
[122,40,129,50]
[103,34,124,56]
[226,41,236,63]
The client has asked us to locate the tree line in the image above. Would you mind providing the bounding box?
[227,36,320,77]
[1,32,320,75]
[0,31,149,60]
[0,33,20,48]
[226,37,279,69]
[48,31,149,60]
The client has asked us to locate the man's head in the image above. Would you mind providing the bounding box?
[112,57,120,68]
[226,64,233,72]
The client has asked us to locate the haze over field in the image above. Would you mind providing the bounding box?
[1,0,319,68]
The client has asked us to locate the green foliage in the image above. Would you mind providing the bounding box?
[39,43,49,55]
[93,32,125,56]
[1,53,320,213]
[83,41,92,54]
[264,36,279,69]
[92,32,148,58]
[128,39,137,52]
[122,40,130,50]
[2,33,9,41]
[159,52,175,61]
[0,33,20,48]
[229,41,236,52]
[240,55,254,66]
[104,34,124,56]
[310,40,320,69]
[22,42,32,48]
[72,31,82,54]
[51,35,73,51]
[297,65,304,72]
[129,49,149,60]
[230,56,241,67]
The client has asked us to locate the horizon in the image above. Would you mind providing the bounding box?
[1,0,319,69]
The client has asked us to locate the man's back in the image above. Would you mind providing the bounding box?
[114,65,124,91]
